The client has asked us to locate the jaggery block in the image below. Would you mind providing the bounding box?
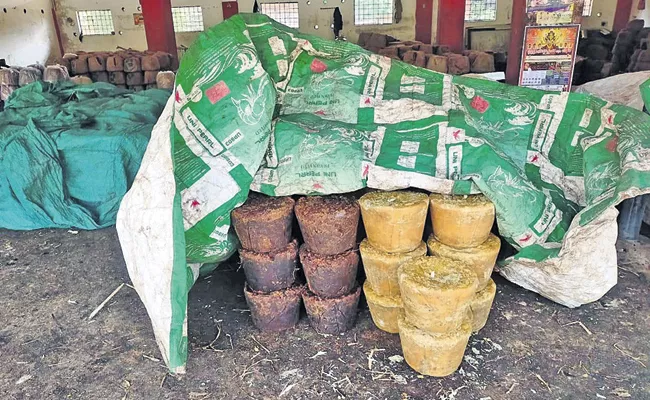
[427,233,500,290]
[471,52,495,73]
[71,76,93,85]
[71,55,89,75]
[364,280,403,334]
[231,195,295,253]
[429,193,495,249]
[43,65,70,83]
[245,284,303,332]
[91,71,109,83]
[300,246,359,298]
[0,68,20,86]
[359,239,427,297]
[109,71,126,85]
[240,240,298,293]
[143,70,158,84]
[18,67,42,87]
[156,71,175,90]
[398,256,477,333]
[88,55,107,72]
[107,55,125,72]
[141,55,161,71]
[126,72,144,86]
[398,317,471,377]
[303,286,361,334]
[124,56,142,73]
[446,54,470,75]
[426,55,448,73]
[359,191,429,253]
[470,278,496,332]
[295,195,359,255]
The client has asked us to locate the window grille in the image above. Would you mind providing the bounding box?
[172,6,205,32]
[261,3,300,29]
[76,10,114,35]
[355,0,393,25]
[465,0,497,22]
[582,0,593,17]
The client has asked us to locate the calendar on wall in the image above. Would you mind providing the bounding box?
[518,25,580,92]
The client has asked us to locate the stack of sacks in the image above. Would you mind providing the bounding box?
[232,195,304,332]
[295,196,361,334]
[0,68,19,101]
[358,191,429,334]
[428,194,499,333]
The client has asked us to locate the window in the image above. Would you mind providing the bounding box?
[582,0,593,17]
[355,0,393,25]
[261,3,300,29]
[172,6,204,32]
[464,0,497,22]
[76,10,114,35]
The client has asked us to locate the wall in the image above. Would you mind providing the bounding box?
[53,0,429,56]
[581,0,618,30]
[630,0,650,25]
[465,0,512,52]
[0,0,59,66]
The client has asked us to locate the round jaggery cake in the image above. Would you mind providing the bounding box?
[359,238,427,297]
[232,195,295,222]
[398,256,477,292]
[363,280,403,334]
[295,195,359,255]
[358,191,429,253]
[427,233,500,290]
[429,193,495,249]
[470,278,497,332]
[231,195,295,252]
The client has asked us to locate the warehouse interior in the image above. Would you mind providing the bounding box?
[1,0,649,399]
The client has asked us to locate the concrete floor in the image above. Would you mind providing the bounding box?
[0,227,648,400]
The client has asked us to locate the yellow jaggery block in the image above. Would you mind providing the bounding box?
[359,191,429,253]
[398,256,477,333]
[398,317,471,377]
[360,239,427,297]
[364,280,404,334]
[427,233,500,290]
[470,278,496,332]
[429,193,495,249]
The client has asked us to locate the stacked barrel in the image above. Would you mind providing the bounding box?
[427,194,500,333]
[295,196,361,334]
[358,191,429,334]
[232,195,304,332]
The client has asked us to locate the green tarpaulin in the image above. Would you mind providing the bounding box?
[116,14,650,373]
[0,81,169,229]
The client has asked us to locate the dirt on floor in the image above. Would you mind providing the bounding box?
[0,228,648,400]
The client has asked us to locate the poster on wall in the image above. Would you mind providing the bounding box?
[526,0,583,25]
[519,25,580,92]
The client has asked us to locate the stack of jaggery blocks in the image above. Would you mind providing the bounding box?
[57,51,177,90]
[359,190,500,377]
[357,32,499,75]
[295,196,362,334]
[232,196,305,332]
[358,191,429,335]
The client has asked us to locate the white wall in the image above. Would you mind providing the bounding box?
[630,0,650,25]
[581,0,618,30]
[0,0,59,66]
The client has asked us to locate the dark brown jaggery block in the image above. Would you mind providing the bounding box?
[155,52,173,70]
[88,55,107,72]
[471,52,495,73]
[107,55,124,72]
[419,44,434,54]
[367,33,388,49]
[109,71,126,85]
[402,50,418,64]
[413,51,427,68]
[295,196,359,256]
[379,47,400,59]
[240,240,298,293]
[436,45,451,55]
[143,70,158,84]
[141,55,161,71]
[357,32,372,47]
[303,286,361,334]
[397,45,414,58]
[426,55,448,73]
[245,285,304,332]
[447,54,470,75]
[57,57,72,72]
[232,195,295,253]
[126,72,144,86]
[91,71,109,82]
[124,56,142,73]
[300,245,359,298]
[70,56,89,75]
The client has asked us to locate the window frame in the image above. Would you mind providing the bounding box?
[76,10,115,36]
[171,6,205,33]
[464,0,498,23]
[582,0,593,17]
[260,2,301,29]
[354,0,394,26]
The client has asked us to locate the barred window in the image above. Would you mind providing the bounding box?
[261,3,300,29]
[582,0,593,17]
[172,6,204,32]
[76,10,114,36]
[465,0,497,22]
[355,0,393,25]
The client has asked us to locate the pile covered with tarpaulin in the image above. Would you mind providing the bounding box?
[0,81,169,229]
[116,14,650,373]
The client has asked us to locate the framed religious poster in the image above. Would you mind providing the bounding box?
[526,0,583,25]
[519,25,580,92]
